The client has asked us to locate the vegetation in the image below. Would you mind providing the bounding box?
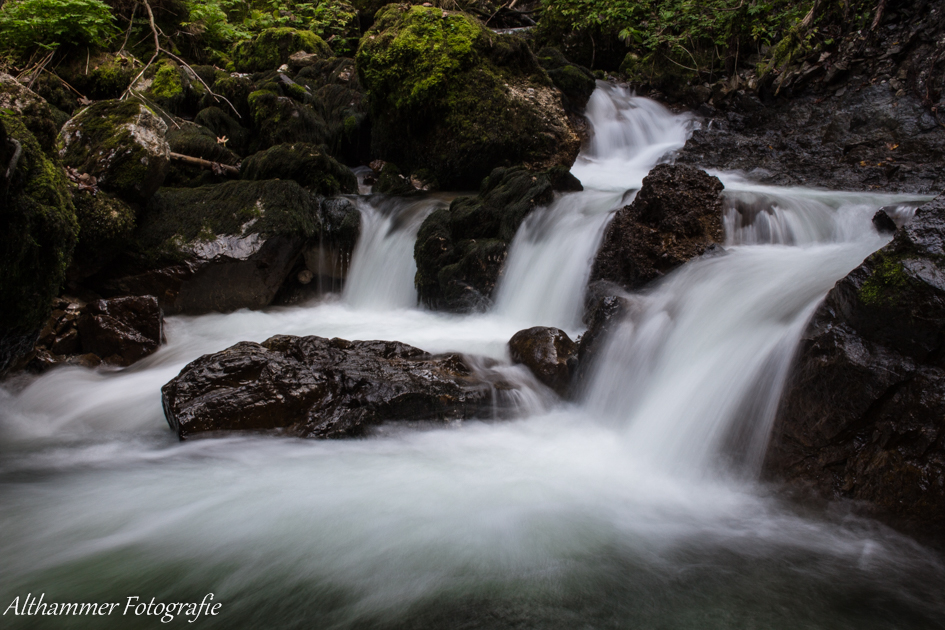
[0,0,118,58]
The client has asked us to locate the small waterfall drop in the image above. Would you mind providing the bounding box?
[493,82,694,329]
[343,196,444,310]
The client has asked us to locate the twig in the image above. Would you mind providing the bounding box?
[4,138,22,180]
[119,3,138,55]
[870,0,888,31]
[170,151,240,176]
[121,0,241,119]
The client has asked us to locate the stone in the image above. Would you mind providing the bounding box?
[0,73,60,153]
[58,99,170,203]
[765,194,945,535]
[77,296,164,366]
[414,165,582,311]
[161,335,495,439]
[508,327,578,397]
[591,164,724,291]
[241,143,357,196]
[356,5,582,189]
[233,28,333,73]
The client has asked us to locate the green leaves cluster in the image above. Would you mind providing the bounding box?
[0,0,118,56]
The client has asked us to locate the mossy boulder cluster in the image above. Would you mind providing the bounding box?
[414,165,582,311]
[357,5,582,189]
[234,28,333,73]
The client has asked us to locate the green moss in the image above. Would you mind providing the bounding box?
[241,143,357,196]
[0,75,59,154]
[57,99,169,203]
[859,251,909,307]
[0,114,78,363]
[150,61,185,99]
[247,88,328,152]
[233,28,332,73]
[137,180,319,264]
[70,189,136,277]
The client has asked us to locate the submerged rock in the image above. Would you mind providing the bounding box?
[591,164,724,291]
[162,335,495,439]
[508,327,577,397]
[766,195,945,534]
[414,165,581,311]
[357,5,582,189]
[58,100,170,204]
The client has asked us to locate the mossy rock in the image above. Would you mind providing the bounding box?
[309,0,360,56]
[241,143,356,196]
[373,162,415,195]
[247,87,328,152]
[295,58,370,163]
[194,106,251,157]
[537,47,596,113]
[137,179,320,264]
[69,188,136,279]
[356,5,581,189]
[233,28,333,73]
[0,74,60,154]
[29,74,79,116]
[136,60,207,118]
[203,74,255,122]
[413,165,581,311]
[0,114,78,371]
[57,99,171,203]
[60,53,138,101]
[163,121,242,188]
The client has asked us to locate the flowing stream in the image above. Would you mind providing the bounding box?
[1,83,944,629]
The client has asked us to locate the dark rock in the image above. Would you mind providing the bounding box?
[591,164,724,290]
[193,107,251,157]
[356,5,581,189]
[0,113,78,374]
[572,280,632,394]
[241,142,357,196]
[246,86,328,153]
[57,100,170,204]
[0,74,60,153]
[872,209,898,234]
[536,48,596,113]
[508,327,577,397]
[414,165,581,311]
[77,296,164,366]
[99,180,319,314]
[294,58,371,164]
[765,195,945,535]
[161,335,495,439]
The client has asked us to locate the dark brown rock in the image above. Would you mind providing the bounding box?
[77,296,164,366]
[162,335,497,439]
[508,327,577,397]
[872,209,898,234]
[590,165,724,291]
[765,194,945,535]
[572,281,632,396]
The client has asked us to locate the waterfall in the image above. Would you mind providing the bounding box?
[493,82,694,330]
[342,195,444,310]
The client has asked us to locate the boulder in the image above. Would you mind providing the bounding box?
[56,53,137,102]
[247,86,328,152]
[0,74,60,153]
[58,100,170,203]
[536,48,596,113]
[76,296,164,366]
[161,335,495,439]
[296,58,370,163]
[571,281,632,395]
[414,165,582,311]
[591,165,724,290]
[135,60,205,118]
[69,188,136,279]
[100,180,320,314]
[241,142,357,196]
[765,195,945,534]
[356,5,582,189]
[0,114,78,373]
[508,327,577,397]
[194,106,251,157]
[233,28,333,73]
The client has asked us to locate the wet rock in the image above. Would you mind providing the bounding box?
[58,100,170,203]
[508,327,577,397]
[0,113,78,373]
[765,194,945,535]
[100,180,319,314]
[591,164,724,291]
[241,142,357,196]
[572,280,632,395]
[357,5,582,189]
[536,48,596,113]
[76,296,164,366]
[161,335,495,439]
[414,165,582,311]
[872,209,898,234]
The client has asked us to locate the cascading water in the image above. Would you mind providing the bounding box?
[1,84,944,630]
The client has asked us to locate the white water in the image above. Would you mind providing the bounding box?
[1,86,943,628]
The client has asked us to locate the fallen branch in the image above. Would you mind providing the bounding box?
[170,152,240,176]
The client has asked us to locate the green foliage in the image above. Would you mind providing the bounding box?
[0,0,118,56]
